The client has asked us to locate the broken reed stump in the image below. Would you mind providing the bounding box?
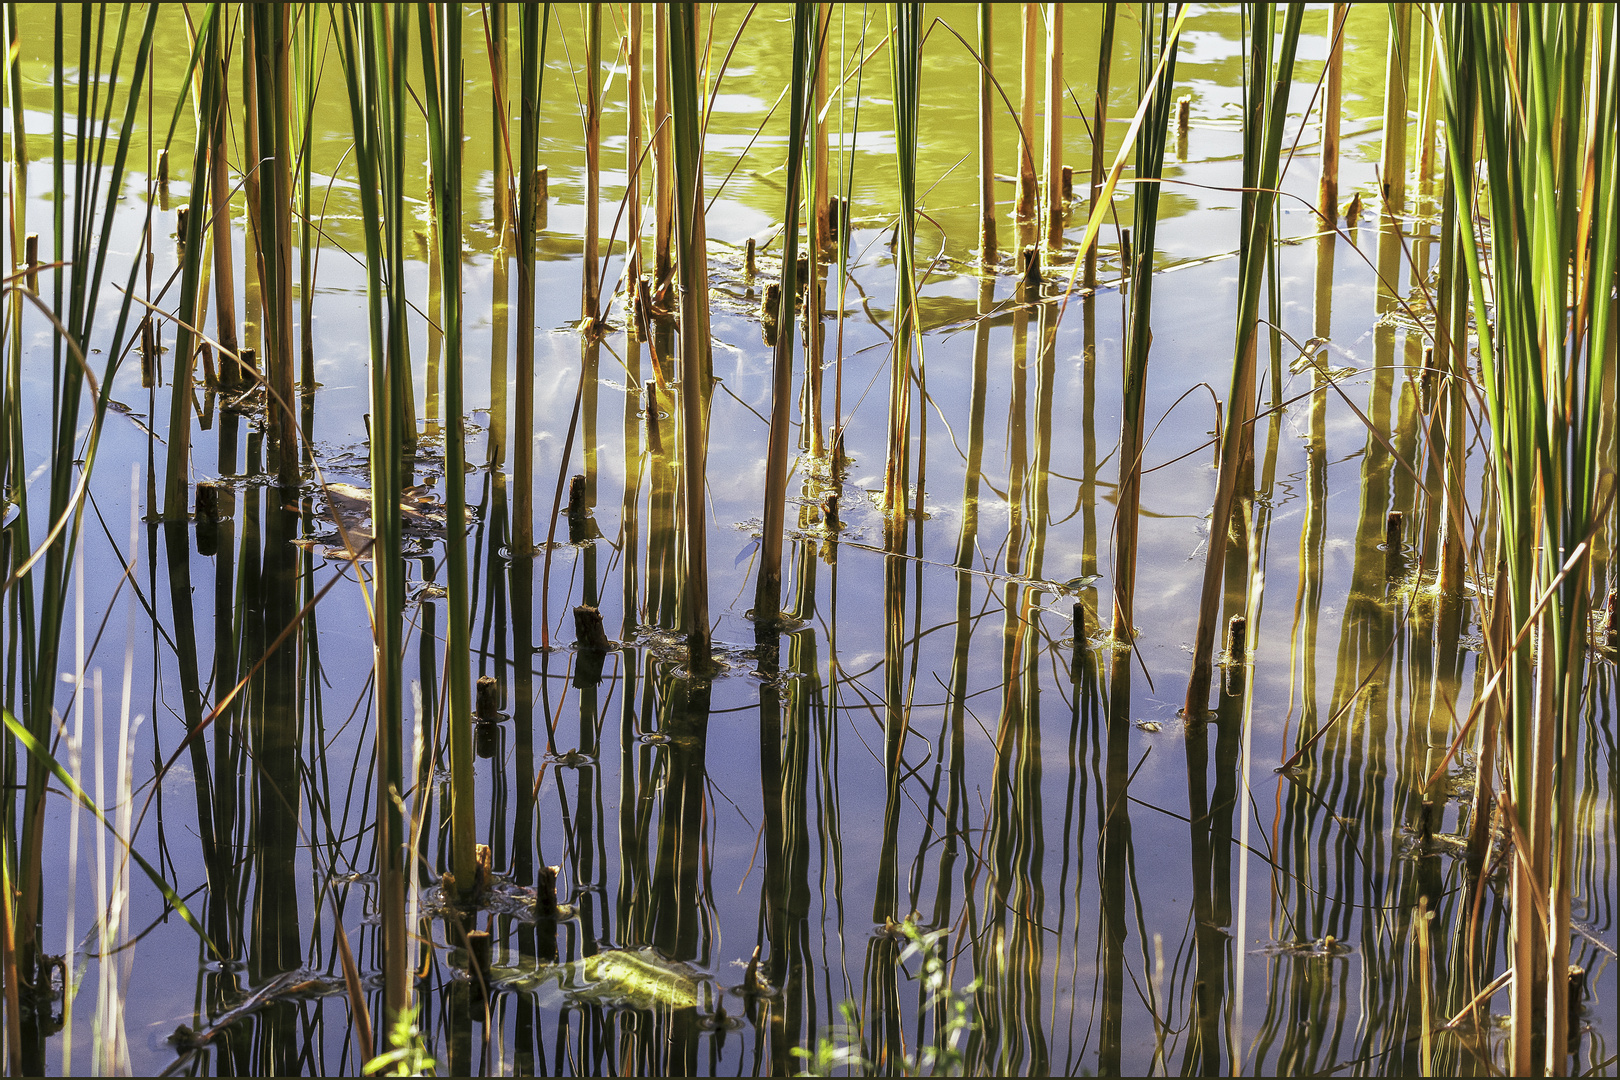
[1227,614,1247,662]
[475,674,503,720]
[1060,163,1074,202]
[1605,589,1617,650]
[24,234,39,292]
[566,473,589,543]
[573,605,612,653]
[1176,94,1191,140]
[795,253,810,296]
[761,281,782,346]
[534,864,560,963]
[1386,510,1405,574]
[744,236,756,277]
[817,492,839,528]
[195,480,226,557]
[1020,245,1041,292]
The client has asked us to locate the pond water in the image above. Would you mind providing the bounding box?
[3,4,1615,1076]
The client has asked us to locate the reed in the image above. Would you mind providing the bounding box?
[755,3,814,627]
[1318,4,1347,223]
[164,9,224,520]
[1110,3,1181,644]
[1380,4,1412,219]
[667,2,713,673]
[1084,5,1116,290]
[653,7,674,295]
[333,1,412,1037]
[882,3,923,520]
[582,3,602,323]
[1016,3,1038,225]
[418,2,477,906]
[208,20,239,387]
[804,3,830,457]
[977,4,996,262]
[1434,7,1616,1070]
[514,5,551,556]
[1184,3,1304,716]
[249,5,299,486]
[1043,3,1064,248]
[626,4,644,286]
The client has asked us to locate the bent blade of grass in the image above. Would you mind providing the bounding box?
[2,708,218,958]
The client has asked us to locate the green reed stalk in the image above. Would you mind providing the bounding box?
[515,6,550,556]
[755,3,813,626]
[582,3,602,323]
[1184,2,1303,715]
[334,1,411,1037]
[295,6,319,444]
[1435,7,1616,1071]
[209,22,239,384]
[1043,3,1063,248]
[1110,3,1180,644]
[250,4,298,485]
[667,2,713,673]
[1084,4,1116,290]
[978,4,996,262]
[805,3,830,457]
[164,8,223,519]
[882,3,922,520]
[418,2,477,904]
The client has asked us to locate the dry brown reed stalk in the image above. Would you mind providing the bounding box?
[1380,3,1411,218]
[1044,3,1063,248]
[627,3,644,287]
